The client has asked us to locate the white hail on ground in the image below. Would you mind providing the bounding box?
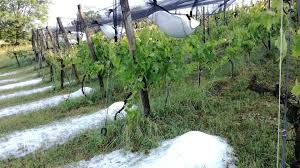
[0,73,38,85]
[0,66,34,77]
[0,86,53,101]
[0,79,18,85]
[0,87,93,118]
[67,131,236,168]
[0,78,43,92]
[0,81,73,101]
[0,101,126,160]
[0,71,18,77]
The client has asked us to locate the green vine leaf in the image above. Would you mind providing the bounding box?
[292,80,300,97]
[292,34,300,57]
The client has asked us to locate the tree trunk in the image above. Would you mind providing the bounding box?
[198,63,202,87]
[14,53,20,67]
[50,65,54,82]
[292,124,300,168]
[60,59,65,89]
[78,5,105,94]
[164,79,171,108]
[229,59,234,78]
[72,64,80,82]
[140,77,151,116]
[31,29,38,62]
[207,7,210,37]
[38,52,43,69]
[224,0,227,26]
[267,0,271,51]
[297,0,300,26]
[15,30,19,46]
[97,73,105,96]
[202,7,206,43]
[248,52,251,64]
[121,0,151,116]
[57,17,80,82]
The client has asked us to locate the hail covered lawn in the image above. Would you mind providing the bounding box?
[0,102,126,160]
[0,51,294,168]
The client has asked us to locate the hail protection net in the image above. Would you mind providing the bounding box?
[56,0,236,32]
[96,0,230,25]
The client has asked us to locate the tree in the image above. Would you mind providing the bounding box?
[0,0,48,45]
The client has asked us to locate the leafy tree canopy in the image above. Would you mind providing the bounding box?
[0,0,49,45]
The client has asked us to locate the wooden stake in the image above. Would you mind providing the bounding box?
[207,7,210,37]
[78,4,105,94]
[77,5,98,62]
[267,0,271,51]
[297,0,300,26]
[76,16,80,45]
[57,17,71,48]
[31,29,39,62]
[202,7,206,44]
[224,0,227,26]
[36,29,43,69]
[46,26,60,82]
[120,0,151,116]
[57,17,80,82]
[46,26,58,52]
[55,29,61,50]
[42,29,50,50]
[13,52,20,67]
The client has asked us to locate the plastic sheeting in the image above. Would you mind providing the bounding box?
[149,11,199,38]
[98,0,224,25]
[100,25,125,39]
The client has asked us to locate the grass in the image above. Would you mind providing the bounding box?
[0,45,33,71]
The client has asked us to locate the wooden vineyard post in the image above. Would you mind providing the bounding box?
[77,4,105,95]
[202,7,206,44]
[120,0,151,116]
[222,1,234,78]
[31,29,39,62]
[53,28,65,88]
[57,17,71,47]
[223,0,227,26]
[13,52,20,67]
[267,0,271,51]
[196,5,199,20]
[46,26,60,82]
[46,27,58,52]
[296,2,300,166]
[57,17,80,82]
[36,29,43,69]
[55,29,61,50]
[197,7,206,87]
[42,29,50,50]
[56,18,66,89]
[40,30,47,61]
[40,29,55,81]
[207,7,210,37]
[76,16,80,45]
[297,0,300,26]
